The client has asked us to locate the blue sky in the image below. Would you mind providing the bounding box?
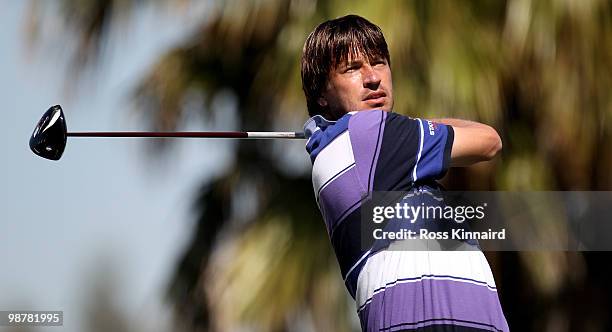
[0,2,233,330]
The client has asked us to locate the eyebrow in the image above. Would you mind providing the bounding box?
[345,59,363,66]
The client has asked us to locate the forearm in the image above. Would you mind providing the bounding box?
[431,118,502,167]
[431,118,482,128]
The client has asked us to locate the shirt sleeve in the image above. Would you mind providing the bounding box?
[411,117,454,181]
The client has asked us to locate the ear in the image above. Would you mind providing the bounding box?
[317,96,328,107]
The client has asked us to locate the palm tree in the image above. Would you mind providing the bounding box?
[25,0,612,331]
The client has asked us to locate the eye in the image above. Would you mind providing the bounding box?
[344,64,359,73]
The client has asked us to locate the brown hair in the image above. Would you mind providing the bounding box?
[301,15,390,118]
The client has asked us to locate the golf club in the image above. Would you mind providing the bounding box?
[30,105,306,161]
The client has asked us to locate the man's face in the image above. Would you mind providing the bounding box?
[319,53,393,119]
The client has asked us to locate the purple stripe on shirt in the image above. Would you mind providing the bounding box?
[318,166,365,234]
[385,319,503,332]
[348,110,387,193]
[358,278,509,332]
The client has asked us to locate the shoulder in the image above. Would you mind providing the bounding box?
[348,110,422,132]
[304,113,352,162]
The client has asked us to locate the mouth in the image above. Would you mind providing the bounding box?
[363,91,387,106]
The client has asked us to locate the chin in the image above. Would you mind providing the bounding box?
[362,104,390,112]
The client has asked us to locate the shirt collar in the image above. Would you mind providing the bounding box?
[302,112,357,138]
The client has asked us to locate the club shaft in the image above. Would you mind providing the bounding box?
[67,131,305,139]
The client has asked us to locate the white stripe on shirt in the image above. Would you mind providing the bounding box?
[355,247,498,310]
[412,119,424,182]
[312,131,355,198]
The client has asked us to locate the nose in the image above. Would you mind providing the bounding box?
[362,64,381,89]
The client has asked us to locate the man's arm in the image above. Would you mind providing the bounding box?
[432,118,502,167]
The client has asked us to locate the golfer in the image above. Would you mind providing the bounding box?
[301,15,509,331]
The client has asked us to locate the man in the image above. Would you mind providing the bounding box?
[301,15,509,331]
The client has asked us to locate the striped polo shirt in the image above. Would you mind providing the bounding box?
[304,110,509,332]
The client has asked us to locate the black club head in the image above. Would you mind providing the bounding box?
[29,105,68,160]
